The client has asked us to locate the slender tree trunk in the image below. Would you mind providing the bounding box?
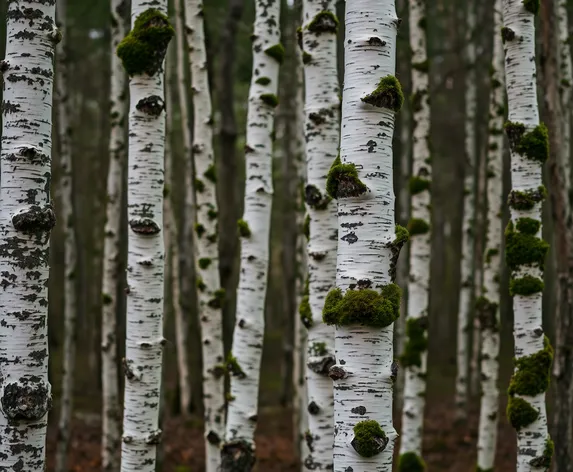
[173,0,193,418]
[398,0,430,467]
[117,5,173,471]
[55,1,78,470]
[323,1,405,469]
[300,1,340,469]
[502,0,553,470]
[102,1,128,469]
[185,0,226,469]
[475,1,504,467]
[540,0,573,470]
[455,0,477,421]
[557,0,571,192]
[0,2,58,470]
[220,1,282,469]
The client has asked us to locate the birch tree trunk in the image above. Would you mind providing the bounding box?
[117,5,173,471]
[220,1,282,469]
[502,0,553,470]
[475,1,504,467]
[398,0,430,467]
[55,1,78,470]
[300,2,340,469]
[173,0,192,417]
[455,0,477,421]
[185,0,226,469]
[323,1,405,469]
[0,2,58,470]
[102,1,128,469]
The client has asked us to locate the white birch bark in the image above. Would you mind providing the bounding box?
[102,1,128,469]
[325,1,403,470]
[558,0,571,193]
[455,0,477,421]
[172,0,192,418]
[476,1,504,468]
[301,2,340,469]
[117,4,172,470]
[221,0,282,468]
[55,1,78,470]
[185,0,226,469]
[502,0,553,470]
[398,0,430,467]
[0,2,58,470]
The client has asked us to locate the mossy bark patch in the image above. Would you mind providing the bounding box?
[400,316,428,368]
[351,420,388,458]
[522,0,540,15]
[116,9,174,76]
[407,218,430,236]
[505,221,549,271]
[306,10,339,35]
[409,176,431,195]
[255,76,271,86]
[237,219,251,238]
[507,396,539,430]
[507,186,546,211]
[398,451,426,472]
[529,438,554,468]
[260,93,279,108]
[322,284,401,328]
[504,121,549,162]
[305,184,332,210]
[326,155,368,199]
[475,296,499,330]
[361,75,404,112]
[508,337,553,397]
[264,43,285,64]
[509,275,544,296]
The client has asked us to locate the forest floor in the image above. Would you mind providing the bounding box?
[46,400,516,471]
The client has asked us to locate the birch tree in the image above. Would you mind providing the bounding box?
[475,0,504,467]
[398,0,430,467]
[455,0,477,421]
[502,0,553,469]
[0,1,58,470]
[220,0,282,468]
[300,2,340,469]
[323,0,406,469]
[185,0,226,469]
[116,5,173,471]
[102,0,128,468]
[55,0,78,470]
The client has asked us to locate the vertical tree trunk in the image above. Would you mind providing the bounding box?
[475,0,504,467]
[102,1,128,469]
[502,0,553,470]
[398,0,430,468]
[220,1,282,469]
[540,0,573,469]
[455,0,477,421]
[185,0,226,469]
[55,1,78,470]
[117,6,173,471]
[300,1,340,469]
[323,1,405,469]
[173,0,193,418]
[0,2,58,470]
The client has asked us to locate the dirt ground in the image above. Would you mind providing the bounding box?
[46,401,516,471]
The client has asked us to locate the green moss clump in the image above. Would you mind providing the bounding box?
[407,218,430,236]
[322,284,401,328]
[501,26,515,43]
[530,438,554,469]
[207,209,218,220]
[198,258,212,270]
[226,353,246,378]
[102,293,113,305]
[302,51,312,64]
[326,155,368,199]
[237,219,251,238]
[522,0,540,14]
[508,337,553,397]
[351,420,387,458]
[307,10,339,35]
[255,76,271,86]
[195,223,206,238]
[116,9,174,77]
[305,184,332,209]
[508,186,547,211]
[412,60,429,73]
[196,277,206,292]
[303,214,310,240]
[361,75,404,112]
[260,93,279,108]
[509,275,544,296]
[195,178,205,193]
[398,451,426,472]
[264,44,285,64]
[507,396,539,430]
[309,342,328,357]
[409,176,431,195]
[208,289,226,309]
[299,294,312,329]
[485,248,499,264]
[504,122,549,162]
[505,221,549,271]
[394,225,410,246]
[400,317,428,368]
[204,164,216,183]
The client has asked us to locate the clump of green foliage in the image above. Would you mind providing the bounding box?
[400,317,428,368]
[398,451,426,472]
[117,9,174,76]
[504,122,549,162]
[505,221,549,271]
[361,76,404,112]
[323,284,401,328]
[237,219,251,238]
[508,336,553,397]
[351,420,387,458]
[264,44,285,64]
[326,155,368,199]
[393,225,410,247]
[507,396,539,430]
[307,11,339,34]
[407,218,430,236]
[509,275,544,296]
[409,176,431,195]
